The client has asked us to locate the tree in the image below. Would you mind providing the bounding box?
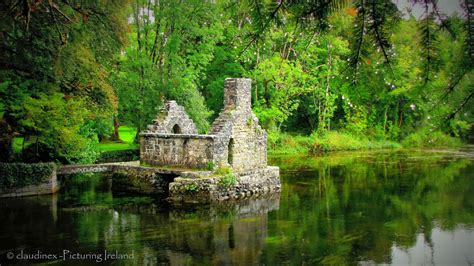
[112,0,225,134]
[0,0,129,162]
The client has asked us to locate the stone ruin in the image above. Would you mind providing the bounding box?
[140,78,280,202]
[140,78,268,173]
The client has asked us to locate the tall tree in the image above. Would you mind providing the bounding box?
[0,0,129,162]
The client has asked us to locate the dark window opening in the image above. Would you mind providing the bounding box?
[172,124,181,134]
[228,138,234,165]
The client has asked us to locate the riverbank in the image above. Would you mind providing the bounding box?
[12,126,463,161]
[96,128,462,157]
[268,130,462,155]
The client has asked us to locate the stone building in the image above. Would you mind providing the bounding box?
[140,78,267,174]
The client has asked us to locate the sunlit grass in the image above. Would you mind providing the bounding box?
[117,126,137,144]
[268,131,401,155]
[12,137,25,153]
[96,126,138,152]
[11,126,139,154]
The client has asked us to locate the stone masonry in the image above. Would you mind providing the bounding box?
[139,78,280,202]
[146,100,197,134]
[209,78,267,173]
[140,78,267,172]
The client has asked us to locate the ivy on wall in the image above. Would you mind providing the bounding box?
[0,162,56,190]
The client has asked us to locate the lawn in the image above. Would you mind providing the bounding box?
[96,126,139,152]
[12,137,26,153]
[12,126,139,154]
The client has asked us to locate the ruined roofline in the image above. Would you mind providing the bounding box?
[222,78,252,111]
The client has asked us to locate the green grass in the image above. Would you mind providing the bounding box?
[12,126,139,154]
[401,130,462,148]
[96,126,138,152]
[117,126,137,143]
[268,131,401,155]
[12,137,25,153]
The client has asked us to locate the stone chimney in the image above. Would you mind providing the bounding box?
[223,78,252,110]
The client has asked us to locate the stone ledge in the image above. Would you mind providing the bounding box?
[139,133,218,139]
[168,166,281,203]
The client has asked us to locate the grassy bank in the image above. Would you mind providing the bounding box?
[12,126,139,154]
[268,131,401,155]
[13,126,463,159]
[267,130,462,155]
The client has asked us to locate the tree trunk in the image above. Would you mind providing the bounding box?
[110,115,120,141]
[0,119,13,162]
[134,126,141,144]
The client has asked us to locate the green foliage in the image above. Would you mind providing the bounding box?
[218,173,237,188]
[268,131,400,155]
[96,149,139,163]
[267,131,314,155]
[184,183,198,193]
[213,166,232,176]
[0,1,129,162]
[1,1,472,163]
[0,162,56,190]
[402,131,462,148]
[111,0,223,132]
[16,93,99,163]
[206,161,216,171]
[252,56,308,130]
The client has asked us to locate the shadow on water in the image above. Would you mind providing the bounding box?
[0,148,473,265]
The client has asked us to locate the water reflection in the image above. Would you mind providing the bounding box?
[0,148,473,265]
[268,149,474,265]
[0,174,279,265]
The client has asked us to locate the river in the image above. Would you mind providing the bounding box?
[1,148,473,265]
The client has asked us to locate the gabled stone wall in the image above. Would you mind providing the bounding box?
[146,101,197,134]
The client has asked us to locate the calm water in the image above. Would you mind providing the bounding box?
[1,148,473,265]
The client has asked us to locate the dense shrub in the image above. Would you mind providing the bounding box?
[0,162,56,190]
[20,143,56,163]
[268,131,400,154]
[402,131,462,148]
[95,149,139,163]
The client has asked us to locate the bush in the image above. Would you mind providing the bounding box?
[95,149,139,163]
[218,173,237,188]
[0,162,56,190]
[402,131,462,148]
[214,165,232,175]
[19,142,56,163]
[268,131,313,154]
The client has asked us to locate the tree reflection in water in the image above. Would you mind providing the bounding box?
[0,149,473,265]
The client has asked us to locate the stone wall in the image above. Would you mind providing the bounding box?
[112,167,177,195]
[146,100,198,134]
[139,79,268,173]
[140,133,216,168]
[0,165,59,198]
[168,166,280,203]
[209,78,267,173]
[136,77,279,203]
[59,163,185,196]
